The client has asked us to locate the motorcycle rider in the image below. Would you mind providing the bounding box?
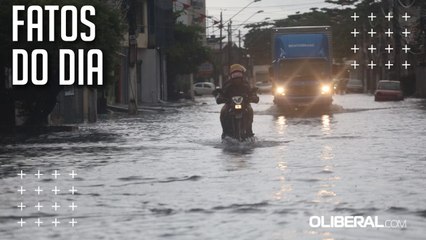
[215,64,259,139]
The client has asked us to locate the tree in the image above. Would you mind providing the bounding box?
[166,21,210,99]
[243,5,364,65]
[244,23,272,65]
[0,0,125,126]
[325,0,359,6]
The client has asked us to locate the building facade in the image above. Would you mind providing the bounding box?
[111,0,173,106]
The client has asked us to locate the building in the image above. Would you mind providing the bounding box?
[111,0,173,106]
[174,0,206,40]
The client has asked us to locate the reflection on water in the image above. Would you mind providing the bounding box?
[321,145,334,161]
[321,115,332,135]
[274,175,292,201]
[276,116,287,135]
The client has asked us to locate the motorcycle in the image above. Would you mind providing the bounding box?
[213,88,258,142]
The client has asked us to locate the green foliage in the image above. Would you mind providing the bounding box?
[244,25,272,65]
[243,0,384,64]
[166,22,210,77]
[325,0,359,6]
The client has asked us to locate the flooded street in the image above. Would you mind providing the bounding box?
[1,94,426,240]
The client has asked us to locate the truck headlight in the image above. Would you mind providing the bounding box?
[321,85,331,94]
[275,86,285,95]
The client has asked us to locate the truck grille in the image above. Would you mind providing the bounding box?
[287,87,318,96]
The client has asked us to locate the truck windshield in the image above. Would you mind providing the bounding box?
[278,59,328,81]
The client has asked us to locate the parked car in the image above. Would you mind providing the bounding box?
[193,82,215,96]
[374,80,404,101]
[346,78,363,93]
[255,81,272,94]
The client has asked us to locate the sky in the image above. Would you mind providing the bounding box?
[205,0,337,40]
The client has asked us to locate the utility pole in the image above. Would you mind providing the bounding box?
[238,30,242,48]
[219,11,223,87]
[362,22,368,93]
[228,20,232,70]
[392,0,402,82]
[128,0,138,115]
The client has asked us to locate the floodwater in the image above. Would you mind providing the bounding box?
[0,94,425,240]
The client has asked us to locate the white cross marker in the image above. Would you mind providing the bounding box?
[17,170,26,179]
[368,12,376,21]
[385,12,393,21]
[35,170,43,179]
[69,170,77,179]
[351,28,360,37]
[17,218,26,227]
[385,60,394,69]
[17,202,26,211]
[351,12,360,21]
[351,44,360,53]
[69,218,78,227]
[52,170,60,179]
[368,60,377,69]
[69,186,78,195]
[368,29,377,37]
[35,218,43,227]
[368,44,377,53]
[402,61,411,69]
[17,186,26,195]
[52,218,60,227]
[35,202,43,211]
[403,12,411,21]
[52,186,61,195]
[351,60,360,69]
[35,186,43,195]
[385,28,393,37]
[386,44,394,53]
[403,45,411,53]
[402,28,411,38]
[69,202,78,211]
[52,202,61,211]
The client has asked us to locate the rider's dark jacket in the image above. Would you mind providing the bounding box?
[216,73,259,104]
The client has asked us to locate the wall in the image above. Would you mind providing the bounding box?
[50,87,97,124]
[416,66,426,97]
[138,49,161,103]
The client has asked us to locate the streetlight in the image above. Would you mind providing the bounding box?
[225,0,262,24]
[234,10,264,34]
[226,1,262,71]
[217,0,262,86]
[234,10,264,48]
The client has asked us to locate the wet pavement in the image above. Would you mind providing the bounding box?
[0,94,426,240]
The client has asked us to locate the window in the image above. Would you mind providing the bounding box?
[136,0,145,33]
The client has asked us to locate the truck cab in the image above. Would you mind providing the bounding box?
[271,26,333,109]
